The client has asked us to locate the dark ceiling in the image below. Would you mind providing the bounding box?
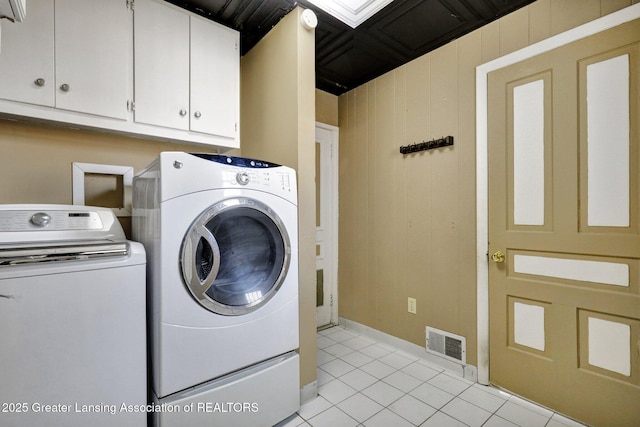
[166,0,535,95]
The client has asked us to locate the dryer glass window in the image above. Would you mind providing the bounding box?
[205,207,285,306]
[181,198,291,315]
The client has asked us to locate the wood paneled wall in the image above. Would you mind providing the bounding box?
[316,89,338,127]
[337,0,638,367]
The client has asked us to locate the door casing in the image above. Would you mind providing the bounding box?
[316,122,339,328]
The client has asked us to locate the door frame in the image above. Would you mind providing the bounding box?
[475,3,640,386]
[316,121,339,327]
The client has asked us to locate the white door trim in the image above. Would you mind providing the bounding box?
[475,3,640,385]
[316,121,339,326]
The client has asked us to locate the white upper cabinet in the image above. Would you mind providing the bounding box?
[134,0,190,130]
[134,0,239,142]
[0,0,131,120]
[0,0,239,149]
[190,16,238,139]
[0,0,55,106]
[54,0,131,120]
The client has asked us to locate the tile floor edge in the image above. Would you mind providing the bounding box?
[336,317,478,382]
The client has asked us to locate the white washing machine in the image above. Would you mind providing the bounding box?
[0,205,147,427]
[133,152,299,427]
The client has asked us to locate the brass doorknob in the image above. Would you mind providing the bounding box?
[491,250,506,263]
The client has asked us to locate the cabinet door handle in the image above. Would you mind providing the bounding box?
[194,111,202,119]
[179,109,187,117]
[34,78,46,87]
[59,83,70,92]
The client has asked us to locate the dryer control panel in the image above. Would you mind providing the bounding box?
[158,152,298,204]
[190,153,295,193]
[220,168,294,193]
[190,153,280,169]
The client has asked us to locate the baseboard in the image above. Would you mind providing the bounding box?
[299,380,317,405]
[338,317,478,382]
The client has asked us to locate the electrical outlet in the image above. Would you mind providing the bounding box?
[408,297,417,314]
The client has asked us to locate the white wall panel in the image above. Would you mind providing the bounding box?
[587,54,630,227]
[513,80,545,225]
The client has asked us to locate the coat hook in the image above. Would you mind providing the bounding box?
[400,136,454,155]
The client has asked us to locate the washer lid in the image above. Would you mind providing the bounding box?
[180,197,291,316]
[0,241,130,266]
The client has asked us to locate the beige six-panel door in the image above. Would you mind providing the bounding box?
[488,19,639,427]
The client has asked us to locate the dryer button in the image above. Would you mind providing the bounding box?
[236,172,250,185]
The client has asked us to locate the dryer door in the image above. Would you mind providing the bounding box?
[180,197,291,315]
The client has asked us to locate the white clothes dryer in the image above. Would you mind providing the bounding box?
[133,153,299,426]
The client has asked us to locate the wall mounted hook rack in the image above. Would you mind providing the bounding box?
[400,136,454,155]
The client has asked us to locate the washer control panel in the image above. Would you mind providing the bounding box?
[0,209,104,232]
[30,212,51,227]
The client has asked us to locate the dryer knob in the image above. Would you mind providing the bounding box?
[30,212,51,227]
[236,172,250,186]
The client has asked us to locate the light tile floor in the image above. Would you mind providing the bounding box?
[277,326,588,427]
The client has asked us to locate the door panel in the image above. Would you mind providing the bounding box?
[488,19,640,427]
[579,47,638,234]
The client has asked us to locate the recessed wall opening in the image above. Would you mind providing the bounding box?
[84,173,124,209]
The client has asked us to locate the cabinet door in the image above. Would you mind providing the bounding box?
[190,17,239,139]
[134,0,189,130]
[0,0,54,106]
[55,0,131,120]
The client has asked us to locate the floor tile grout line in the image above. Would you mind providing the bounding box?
[316,369,476,426]
[306,327,584,427]
[318,337,475,425]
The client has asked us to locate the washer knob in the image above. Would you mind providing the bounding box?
[236,172,250,185]
[30,212,51,227]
